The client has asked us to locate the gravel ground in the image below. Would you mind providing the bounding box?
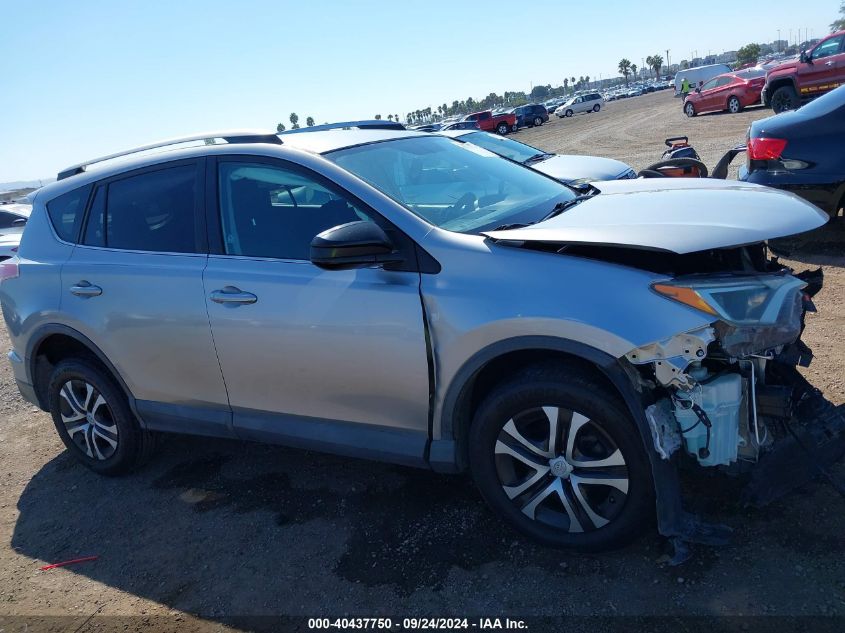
[1,91,843,631]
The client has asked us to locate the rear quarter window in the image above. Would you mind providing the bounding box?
[46,184,92,243]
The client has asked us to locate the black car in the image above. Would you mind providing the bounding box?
[513,103,549,128]
[739,85,845,219]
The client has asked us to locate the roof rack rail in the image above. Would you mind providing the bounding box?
[56,130,282,181]
[279,120,405,135]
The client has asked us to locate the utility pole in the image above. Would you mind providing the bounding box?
[666,49,670,76]
[777,30,781,52]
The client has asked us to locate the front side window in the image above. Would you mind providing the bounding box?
[218,161,370,260]
[701,78,719,91]
[328,136,574,234]
[811,35,843,59]
[82,164,198,252]
[46,184,92,243]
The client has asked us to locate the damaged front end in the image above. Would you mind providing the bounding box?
[625,260,845,509]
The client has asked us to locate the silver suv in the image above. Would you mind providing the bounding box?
[1,122,838,552]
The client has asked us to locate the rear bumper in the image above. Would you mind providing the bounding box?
[7,350,38,406]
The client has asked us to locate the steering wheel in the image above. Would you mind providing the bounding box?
[451,192,477,215]
[639,157,709,178]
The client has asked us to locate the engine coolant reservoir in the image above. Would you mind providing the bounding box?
[673,367,743,467]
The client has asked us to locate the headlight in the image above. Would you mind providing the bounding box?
[652,275,807,324]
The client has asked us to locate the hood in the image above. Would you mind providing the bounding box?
[483,178,828,254]
[532,154,635,184]
[767,59,799,76]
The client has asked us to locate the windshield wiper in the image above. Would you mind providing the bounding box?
[524,152,552,164]
[491,222,531,231]
[540,195,593,222]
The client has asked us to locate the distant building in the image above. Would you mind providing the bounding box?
[717,50,737,63]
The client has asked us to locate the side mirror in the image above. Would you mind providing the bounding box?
[800,50,810,64]
[310,221,403,271]
[694,87,701,93]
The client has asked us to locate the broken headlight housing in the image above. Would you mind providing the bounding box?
[652,274,807,357]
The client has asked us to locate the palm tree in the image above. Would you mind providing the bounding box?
[289,112,300,129]
[618,59,632,85]
[388,114,394,121]
[374,114,382,119]
[305,116,315,127]
[631,64,638,80]
[394,115,399,123]
[276,123,286,132]
[570,76,576,90]
[563,78,569,94]
[585,75,590,88]
[649,54,664,79]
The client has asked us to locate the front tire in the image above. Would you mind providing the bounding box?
[496,122,509,135]
[727,96,742,114]
[468,363,654,551]
[684,101,696,117]
[770,85,799,113]
[565,109,574,117]
[47,359,155,475]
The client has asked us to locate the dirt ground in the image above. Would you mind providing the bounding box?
[1,91,844,631]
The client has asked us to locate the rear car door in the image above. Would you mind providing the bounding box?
[202,157,431,464]
[60,159,232,435]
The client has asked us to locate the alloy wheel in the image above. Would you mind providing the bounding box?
[685,103,695,117]
[58,379,119,460]
[728,97,740,113]
[494,406,628,533]
[534,116,543,126]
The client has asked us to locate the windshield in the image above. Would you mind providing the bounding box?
[458,131,547,163]
[327,136,575,233]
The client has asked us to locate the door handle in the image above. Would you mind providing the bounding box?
[210,286,257,305]
[69,281,102,298]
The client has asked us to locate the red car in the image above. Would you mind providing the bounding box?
[683,69,766,117]
[462,110,516,135]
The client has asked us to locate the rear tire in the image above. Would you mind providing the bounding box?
[727,96,742,114]
[468,363,654,551]
[47,359,155,475]
[533,116,543,127]
[771,85,799,113]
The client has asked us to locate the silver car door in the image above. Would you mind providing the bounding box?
[202,156,430,465]
[60,159,232,436]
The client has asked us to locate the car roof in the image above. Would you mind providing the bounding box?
[0,202,31,216]
[39,127,427,202]
[278,128,426,154]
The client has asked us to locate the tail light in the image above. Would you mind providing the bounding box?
[747,137,787,160]
[0,256,19,283]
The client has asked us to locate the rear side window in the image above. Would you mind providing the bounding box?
[46,184,92,243]
[82,164,199,253]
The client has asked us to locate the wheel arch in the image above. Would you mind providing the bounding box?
[432,336,653,475]
[26,324,140,421]
[767,76,798,98]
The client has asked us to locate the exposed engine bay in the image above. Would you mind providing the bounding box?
[610,241,842,503]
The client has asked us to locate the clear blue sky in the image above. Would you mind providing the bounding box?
[0,0,835,182]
